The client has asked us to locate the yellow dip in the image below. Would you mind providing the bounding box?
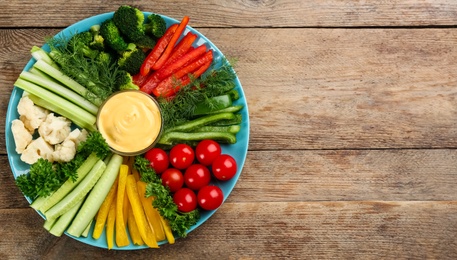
[97,90,162,155]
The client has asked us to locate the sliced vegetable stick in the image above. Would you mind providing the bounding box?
[106,196,116,250]
[152,16,190,70]
[153,44,207,82]
[163,33,197,68]
[123,187,129,227]
[159,215,175,244]
[153,50,213,97]
[126,175,159,248]
[132,167,141,182]
[137,181,166,242]
[127,203,144,246]
[140,24,179,76]
[116,165,130,247]
[92,178,118,239]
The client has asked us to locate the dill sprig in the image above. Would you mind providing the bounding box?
[158,59,238,131]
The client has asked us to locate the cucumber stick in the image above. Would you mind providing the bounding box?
[49,196,86,237]
[31,153,99,212]
[44,159,106,221]
[67,154,123,237]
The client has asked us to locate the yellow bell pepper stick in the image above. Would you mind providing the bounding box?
[127,204,144,246]
[106,196,116,249]
[126,175,159,248]
[136,181,166,242]
[116,164,130,247]
[159,215,175,244]
[123,187,129,226]
[92,178,118,239]
[132,167,141,182]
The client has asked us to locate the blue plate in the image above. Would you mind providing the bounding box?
[5,12,249,250]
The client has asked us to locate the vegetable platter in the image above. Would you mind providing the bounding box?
[5,9,249,250]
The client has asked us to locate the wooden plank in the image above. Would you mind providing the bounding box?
[1,1,457,28]
[1,201,456,258]
[2,28,457,152]
[3,149,457,210]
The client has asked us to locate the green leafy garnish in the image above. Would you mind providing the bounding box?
[134,156,200,238]
[158,60,237,131]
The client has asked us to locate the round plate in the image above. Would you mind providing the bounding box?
[5,11,250,250]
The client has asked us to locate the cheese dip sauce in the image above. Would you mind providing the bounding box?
[97,90,162,155]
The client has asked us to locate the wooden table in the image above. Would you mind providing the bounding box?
[2,1,457,259]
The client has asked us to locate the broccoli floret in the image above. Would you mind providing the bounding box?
[113,5,145,42]
[134,34,156,50]
[144,13,166,38]
[99,19,129,52]
[87,25,105,50]
[116,70,139,90]
[95,51,113,64]
[117,43,146,75]
[68,31,99,59]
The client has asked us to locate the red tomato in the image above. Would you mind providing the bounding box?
[211,154,237,181]
[144,148,169,174]
[197,185,224,211]
[184,164,211,191]
[173,188,197,213]
[161,168,184,193]
[169,144,195,169]
[195,140,222,166]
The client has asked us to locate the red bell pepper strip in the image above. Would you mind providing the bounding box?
[152,50,213,97]
[151,16,190,71]
[153,44,207,81]
[140,73,160,94]
[132,73,148,87]
[163,32,197,68]
[139,24,178,76]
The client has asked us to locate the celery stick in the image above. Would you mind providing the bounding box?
[29,67,58,82]
[27,94,97,132]
[67,154,123,237]
[43,216,57,231]
[30,46,58,68]
[44,159,106,221]
[49,196,85,237]
[33,59,103,106]
[32,153,99,212]
[14,78,97,131]
[20,71,99,115]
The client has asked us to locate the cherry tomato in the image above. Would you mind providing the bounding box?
[173,188,197,213]
[184,164,211,191]
[144,148,169,174]
[197,185,224,211]
[161,168,184,193]
[195,140,222,166]
[212,154,237,181]
[169,144,195,169]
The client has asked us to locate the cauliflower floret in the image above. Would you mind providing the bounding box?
[52,138,77,163]
[52,129,88,163]
[11,119,33,154]
[17,96,49,133]
[38,113,72,145]
[20,137,54,164]
[68,129,88,147]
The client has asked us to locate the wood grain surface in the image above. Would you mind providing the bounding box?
[1,0,457,259]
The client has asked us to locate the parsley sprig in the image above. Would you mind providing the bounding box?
[134,156,200,238]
